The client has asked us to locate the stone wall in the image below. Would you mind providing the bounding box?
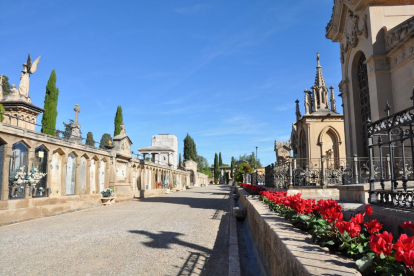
[237,189,360,276]
[0,122,206,225]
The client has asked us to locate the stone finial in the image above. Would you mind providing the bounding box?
[330,86,337,112]
[317,52,321,67]
[304,89,310,114]
[295,99,302,122]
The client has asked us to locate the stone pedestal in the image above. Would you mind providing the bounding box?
[0,100,44,131]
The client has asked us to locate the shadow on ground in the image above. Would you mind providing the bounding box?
[128,187,230,276]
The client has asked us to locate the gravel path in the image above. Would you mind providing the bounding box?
[0,185,231,276]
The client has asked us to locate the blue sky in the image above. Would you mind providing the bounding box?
[0,0,342,166]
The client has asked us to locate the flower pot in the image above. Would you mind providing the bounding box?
[103,192,111,197]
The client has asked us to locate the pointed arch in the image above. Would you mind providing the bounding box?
[318,126,342,145]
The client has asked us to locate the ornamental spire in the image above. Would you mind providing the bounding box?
[330,86,337,112]
[313,53,329,109]
[295,99,302,121]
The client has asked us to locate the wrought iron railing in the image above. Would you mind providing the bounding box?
[265,156,371,189]
[367,93,414,208]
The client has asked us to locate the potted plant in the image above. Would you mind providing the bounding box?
[101,188,114,197]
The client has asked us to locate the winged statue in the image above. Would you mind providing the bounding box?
[17,53,41,97]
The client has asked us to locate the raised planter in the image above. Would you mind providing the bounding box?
[238,189,360,276]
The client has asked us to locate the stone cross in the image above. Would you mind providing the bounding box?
[73,104,81,123]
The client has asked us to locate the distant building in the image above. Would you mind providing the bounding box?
[138,134,178,168]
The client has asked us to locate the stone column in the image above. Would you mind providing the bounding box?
[1,145,12,201]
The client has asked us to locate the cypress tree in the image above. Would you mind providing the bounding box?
[179,153,182,167]
[219,152,223,166]
[99,133,112,149]
[0,103,5,122]
[214,153,220,184]
[41,70,59,136]
[183,134,198,161]
[230,157,235,178]
[1,75,11,96]
[85,132,95,146]
[114,106,123,136]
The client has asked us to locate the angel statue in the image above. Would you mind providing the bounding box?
[18,53,41,97]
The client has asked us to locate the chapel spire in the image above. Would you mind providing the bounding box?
[312,53,330,110]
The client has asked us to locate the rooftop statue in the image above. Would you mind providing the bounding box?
[18,53,41,98]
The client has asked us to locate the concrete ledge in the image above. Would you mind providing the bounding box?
[268,187,340,200]
[337,183,414,203]
[138,189,168,198]
[238,189,360,276]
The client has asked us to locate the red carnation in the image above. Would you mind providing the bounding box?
[364,219,383,234]
[401,221,414,234]
[369,231,393,257]
[365,205,373,216]
[393,234,414,270]
[351,213,364,224]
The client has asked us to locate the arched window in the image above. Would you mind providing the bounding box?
[33,145,48,197]
[9,142,28,199]
[357,54,371,156]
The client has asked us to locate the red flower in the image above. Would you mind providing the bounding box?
[401,221,414,234]
[365,205,373,216]
[351,213,364,224]
[369,231,393,257]
[336,221,361,237]
[364,219,383,234]
[393,234,414,270]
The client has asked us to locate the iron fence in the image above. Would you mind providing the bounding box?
[265,156,371,189]
[367,93,414,208]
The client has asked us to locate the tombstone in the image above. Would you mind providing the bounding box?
[79,156,87,193]
[50,152,62,196]
[90,159,96,194]
[99,160,105,192]
[66,153,76,195]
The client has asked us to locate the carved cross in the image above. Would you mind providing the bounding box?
[73,104,81,123]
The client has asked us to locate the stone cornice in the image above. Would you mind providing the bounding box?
[385,16,414,52]
[326,0,411,41]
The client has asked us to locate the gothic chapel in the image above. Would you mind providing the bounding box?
[289,53,346,164]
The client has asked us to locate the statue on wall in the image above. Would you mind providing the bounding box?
[18,53,41,98]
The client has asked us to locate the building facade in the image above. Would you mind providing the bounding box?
[326,0,414,158]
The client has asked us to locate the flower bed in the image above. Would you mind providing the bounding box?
[259,190,414,275]
[239,183,266,195]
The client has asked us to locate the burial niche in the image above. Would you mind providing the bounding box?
[9,142,28,199]
[66,153,77,195]
[33,145,48,197]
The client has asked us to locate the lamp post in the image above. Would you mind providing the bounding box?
[255,146,258,168]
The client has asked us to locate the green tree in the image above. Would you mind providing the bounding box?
[1,75,11,96]
[238,153,262,168]
[99,133,113,149]
[183,133,197,161]
[114,106,123,136]
[251,152,256,168]
[178,153,182,167]
[214,153,220,184]
[230,157,235,178]
[219,152,223,166]
[41,70,59,136]
[85,132,95,146]
[61,119,79,140]
[0,103,5,122]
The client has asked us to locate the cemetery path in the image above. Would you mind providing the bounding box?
[0,185,231,276]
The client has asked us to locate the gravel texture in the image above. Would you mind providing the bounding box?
[0,185,231,276]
